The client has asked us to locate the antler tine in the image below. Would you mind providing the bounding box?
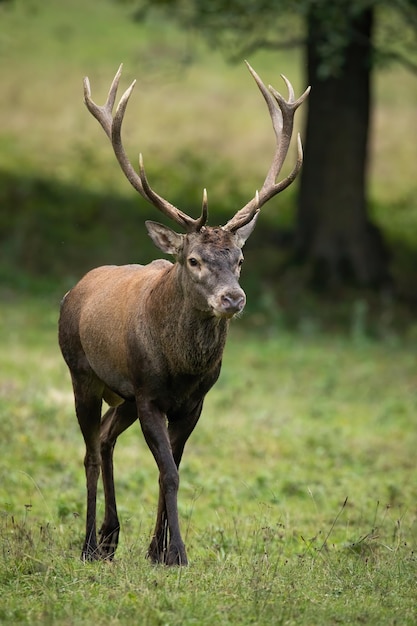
[201,188,209,226]
[224,63,310,233]
[83,64,124,140]
[84,66,208,233]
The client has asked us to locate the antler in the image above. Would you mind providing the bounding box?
[83,64,208,233]
[224,62,310,233]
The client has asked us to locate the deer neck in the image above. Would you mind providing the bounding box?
[148,263,229,374]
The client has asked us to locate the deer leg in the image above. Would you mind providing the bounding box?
[146,401,203,565]
[71,374,103,562]
[98,400,137,559]
[136,399,186,565]
[148,480,169,564]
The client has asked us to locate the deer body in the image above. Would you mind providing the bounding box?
[59,221,255,563]
[59,63,309,564]
[63,261,224,402]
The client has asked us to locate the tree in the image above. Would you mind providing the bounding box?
[299,5,381,288]
[124,0,417,288]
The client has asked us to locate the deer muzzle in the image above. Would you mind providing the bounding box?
[210,288,246,319]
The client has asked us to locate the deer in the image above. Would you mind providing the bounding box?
[58,62,309,565]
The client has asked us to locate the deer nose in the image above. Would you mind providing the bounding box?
[220,292,246,315]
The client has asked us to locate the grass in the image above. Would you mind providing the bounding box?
[1,294,417,624]
[0,0,299,190]
[1,0,416,203]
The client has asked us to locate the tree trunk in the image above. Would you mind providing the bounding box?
[296,6,389,288]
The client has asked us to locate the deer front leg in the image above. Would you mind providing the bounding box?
[99,400,138,559]
[148,483,169,564]
[137,398,188,566]
[147,401,204,565]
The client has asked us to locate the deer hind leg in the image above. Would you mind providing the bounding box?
[146,401,203,566]
[71,373,104,562]
[99,399,137,559]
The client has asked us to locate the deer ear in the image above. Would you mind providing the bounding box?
[145,221,184,255]
[234,211,259,248]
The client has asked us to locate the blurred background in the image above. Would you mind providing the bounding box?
[1,0,417,331]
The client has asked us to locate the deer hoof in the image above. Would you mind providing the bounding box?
[81,545,101,562]
[166,544,188,567]
[98,527,119,560]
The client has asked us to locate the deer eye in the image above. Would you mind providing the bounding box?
[188,257,199,267]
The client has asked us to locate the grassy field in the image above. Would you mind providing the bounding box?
[1,0,416,200]
[1,1,417,623]
[0,294,416,624]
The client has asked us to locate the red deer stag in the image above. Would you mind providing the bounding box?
[58,62,309,564]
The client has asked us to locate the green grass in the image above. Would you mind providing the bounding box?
[0,0,299,190]
[1,294,416,624]
[1,0,416,203]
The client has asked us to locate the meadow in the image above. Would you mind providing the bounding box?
[1,295,417,625]
[1,0,417,623]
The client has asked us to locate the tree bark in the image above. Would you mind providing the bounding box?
[296,6,389,288]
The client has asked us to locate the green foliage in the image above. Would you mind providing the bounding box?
[1,295,417,624]
[129,0,417,74]
[0,170,159,285]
